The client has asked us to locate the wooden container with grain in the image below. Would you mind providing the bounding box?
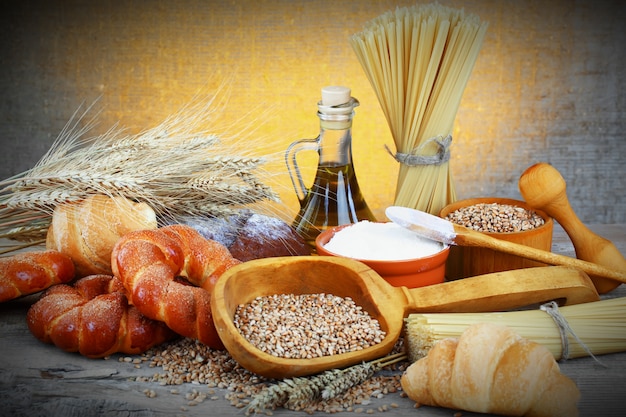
[439,197,553,280]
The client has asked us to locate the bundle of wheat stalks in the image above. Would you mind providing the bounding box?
[0,96,280,251]
[244,352,407,414]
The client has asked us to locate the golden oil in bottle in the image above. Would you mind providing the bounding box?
[286,86,376,249]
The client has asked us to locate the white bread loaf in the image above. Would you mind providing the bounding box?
[46,194,157,277]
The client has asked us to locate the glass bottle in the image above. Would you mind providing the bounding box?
[285,86,377,249]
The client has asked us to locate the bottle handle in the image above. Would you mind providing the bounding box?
[285,138,319,203]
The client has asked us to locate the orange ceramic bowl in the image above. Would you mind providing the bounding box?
[315,223,450,288]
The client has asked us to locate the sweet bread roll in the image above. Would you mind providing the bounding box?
[27,274,176,358]
[111,224,240,349]
[0,250,75,302]
[401,322,580,417]
[46,194,157,277]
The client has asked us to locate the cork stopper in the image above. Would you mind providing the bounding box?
[321,86,351,106]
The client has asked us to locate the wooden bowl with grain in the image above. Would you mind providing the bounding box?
[439,197,553,280]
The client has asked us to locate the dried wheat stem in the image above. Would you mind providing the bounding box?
[0,213,49,228]
[0,88,282,247]
[0,224,50,239]
[370,351,408,367]
[244,351,408,415]
[0,239,46,254]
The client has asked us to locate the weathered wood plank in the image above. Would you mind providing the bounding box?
[1,225,625,416]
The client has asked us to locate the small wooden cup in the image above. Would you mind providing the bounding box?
[439,197,553,280]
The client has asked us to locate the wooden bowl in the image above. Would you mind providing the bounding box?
[439,197,553,280]
[211,256,599,378]
[315,223,450,288]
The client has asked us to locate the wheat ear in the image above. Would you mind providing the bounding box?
[0,89,283,248]
[244,352,407,415]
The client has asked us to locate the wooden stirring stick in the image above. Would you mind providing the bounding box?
[519,162,626,294]
[386,206,626,284]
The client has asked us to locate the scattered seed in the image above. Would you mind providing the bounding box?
[123,334,406,414]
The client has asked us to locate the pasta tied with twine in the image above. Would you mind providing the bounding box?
[540,301,605,366]
[350,3,488,214]
[385,135,452,167]
[403,297,626,363]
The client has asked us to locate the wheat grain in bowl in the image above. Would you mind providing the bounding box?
[233,292,385,359]
[439,197,553,280]
[444,202,545,233]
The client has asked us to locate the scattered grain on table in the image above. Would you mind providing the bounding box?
[122,337,408,414]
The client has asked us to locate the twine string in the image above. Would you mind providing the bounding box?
[385,135,452,166]
[540,301,606,366]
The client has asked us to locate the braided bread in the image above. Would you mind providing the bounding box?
[0,250,75,303]
[27,274,176,358]
[111,224,241,349]
[46,194,157,277]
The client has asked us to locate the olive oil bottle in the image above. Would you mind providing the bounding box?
[286,86,376,249]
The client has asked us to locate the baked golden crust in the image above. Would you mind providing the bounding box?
[26,274,176,357]
[111,224,240,349]
[0,250,75,302]
[401,322,580,417]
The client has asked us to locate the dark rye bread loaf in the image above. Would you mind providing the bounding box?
[182,210,310,261]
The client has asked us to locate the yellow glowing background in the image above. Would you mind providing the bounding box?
[1,0,624,223]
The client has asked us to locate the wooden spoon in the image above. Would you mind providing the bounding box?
[386,205,626,284]
[519,162,626,294]
[211,256,598,378]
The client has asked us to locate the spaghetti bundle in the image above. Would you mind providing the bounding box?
[350,3,488,214]
[404,297,626,362]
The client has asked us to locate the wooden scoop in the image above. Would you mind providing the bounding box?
[211,256,598,378]
[519,162,626,294]
[386,206,626,284]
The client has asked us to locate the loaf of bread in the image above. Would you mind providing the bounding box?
[111,224,240,349]
[0,250,75,302]
[182,210,310,261]
[27,274,176,357]
[401,322,580,417]
[46,194,157,277]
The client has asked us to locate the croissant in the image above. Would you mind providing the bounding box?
[111,224,241,349]
[0,250,75,302]
[27,274,176,358]
[401,322,580,417]
[46,194,157,277]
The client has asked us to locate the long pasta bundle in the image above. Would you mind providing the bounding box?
[404,297,626,362]
[350,3,488,214]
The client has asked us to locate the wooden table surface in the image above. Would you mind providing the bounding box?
[1,224,625,417]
